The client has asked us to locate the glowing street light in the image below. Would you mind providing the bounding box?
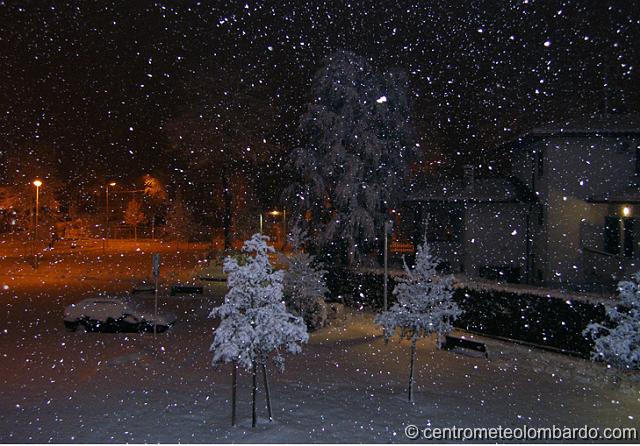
[268,209,287,247]
[33,179,42,239]
[259,209,287,244]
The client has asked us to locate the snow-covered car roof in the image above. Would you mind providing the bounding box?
[64,297,176,325]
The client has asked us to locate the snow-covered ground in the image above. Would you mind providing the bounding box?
[1,249,639,443]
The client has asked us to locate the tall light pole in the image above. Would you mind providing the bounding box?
[33,179,42,240]
[104,182,116,250]
[269,210,286,247]
[383,219,394,312]
[283,209,287,242]
[32,179,42,270]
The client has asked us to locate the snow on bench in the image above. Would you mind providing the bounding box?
[440,335,489,359]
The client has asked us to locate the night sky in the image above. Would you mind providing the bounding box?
[1,0,638,187]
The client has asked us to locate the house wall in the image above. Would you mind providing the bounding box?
[544,134,639,287]
[410,129,640,289]
[463,203,529,281]
[412,202,464,273]
[512,141,536,189]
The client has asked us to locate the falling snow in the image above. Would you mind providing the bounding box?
[1,0,639,443]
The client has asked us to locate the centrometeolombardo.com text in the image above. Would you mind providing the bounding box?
[404,424,637,441]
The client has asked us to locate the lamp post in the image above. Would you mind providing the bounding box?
[283,209,287,241]
[383,219,394,312]
[33,179,42,240]
[32,179,42,270]
[268,210,287,247]
[104,182,116,250]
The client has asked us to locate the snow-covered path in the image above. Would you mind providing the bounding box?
[1,251,639,442]
[2,303,639,442]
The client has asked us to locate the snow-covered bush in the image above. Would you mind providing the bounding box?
[584,272,640,369]
[280,228,329,330]
[376,241,461,401]
[307,297,328,330]
[210,233,308,370]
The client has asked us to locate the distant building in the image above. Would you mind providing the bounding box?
[405,114,640,291]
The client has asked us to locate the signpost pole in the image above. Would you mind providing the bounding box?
[154,276,158,340]
[152,253,160,341]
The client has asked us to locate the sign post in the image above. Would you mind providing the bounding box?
[152,253,160,339]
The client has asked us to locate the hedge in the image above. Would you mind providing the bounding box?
[324,267,606,357]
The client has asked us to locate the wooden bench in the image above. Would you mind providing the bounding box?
[440,335,489,359]
[170,284,204,296]
[198,276,226,282]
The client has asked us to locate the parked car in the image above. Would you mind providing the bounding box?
[63,297,176,333]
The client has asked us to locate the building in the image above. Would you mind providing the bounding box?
[405,114,640,291]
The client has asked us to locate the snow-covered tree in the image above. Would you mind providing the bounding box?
[124,198,145,240]
[285,50,418,266]
[376,241,461,401]
[280,226,329,330]
[584,272,640,369]
[210,233,308,426]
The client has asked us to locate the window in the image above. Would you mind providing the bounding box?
[623,218,635,257]
[604,216,620,254]
[537,149,544,177]
[605,216,636,256]
[537,206,544,226]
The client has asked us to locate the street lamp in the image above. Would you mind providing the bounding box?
[268,210,287,247]
[33,179,42,240]
[105,182,116,249]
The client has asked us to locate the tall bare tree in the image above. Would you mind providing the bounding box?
[166,71,282,251]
